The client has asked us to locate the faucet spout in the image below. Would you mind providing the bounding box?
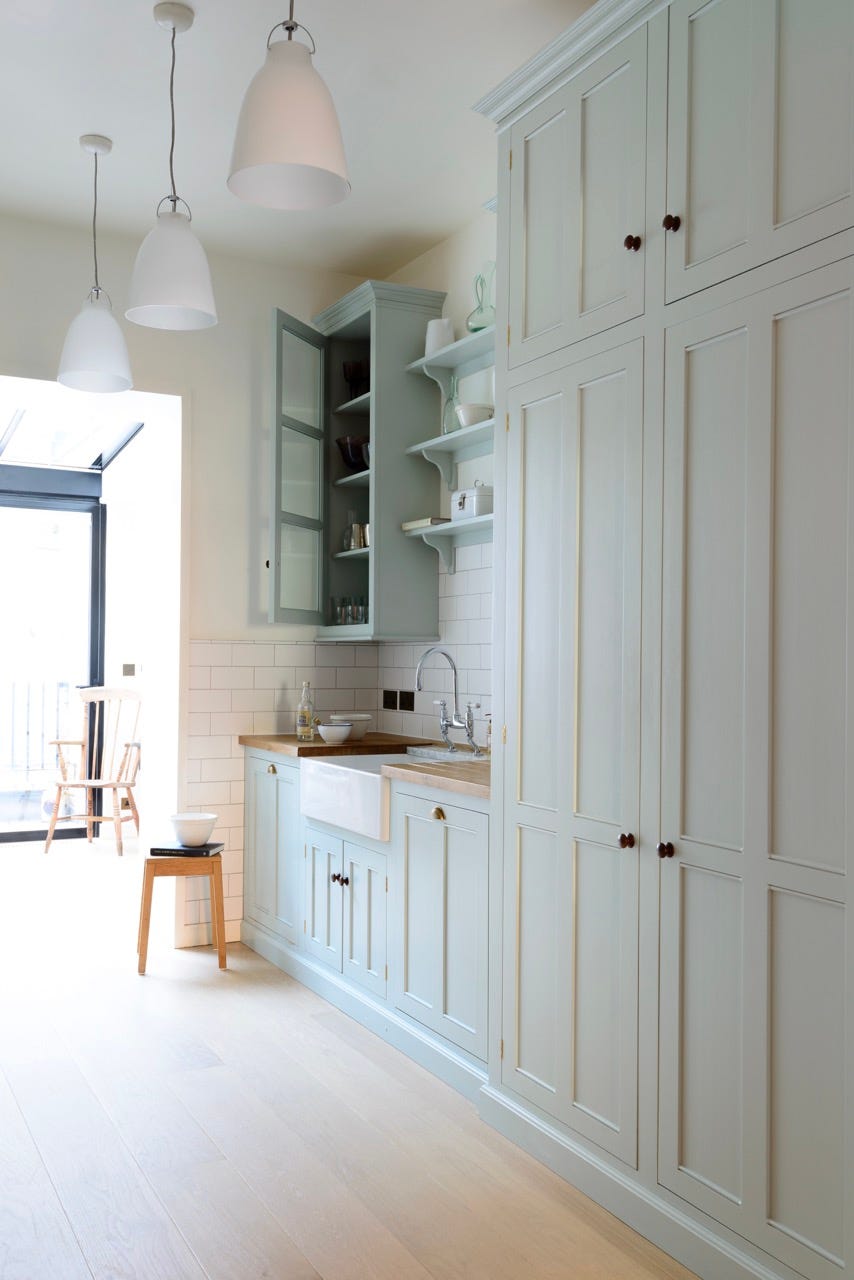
[415,646,465,732]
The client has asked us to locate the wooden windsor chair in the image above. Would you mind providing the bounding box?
[44,687,141,856]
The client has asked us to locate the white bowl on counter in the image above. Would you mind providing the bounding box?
[317,722,352,745]
[170,812,217,847]
[329,712,371,740]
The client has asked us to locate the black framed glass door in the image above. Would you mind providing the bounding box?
[0,479,105,841]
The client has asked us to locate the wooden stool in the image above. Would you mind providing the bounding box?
[137,854,226,974]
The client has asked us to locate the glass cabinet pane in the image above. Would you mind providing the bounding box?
[281,329,322,429]
[279,524,321,613]
[280,427,321,521]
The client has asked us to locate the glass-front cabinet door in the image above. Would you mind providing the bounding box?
[271,312,326,623]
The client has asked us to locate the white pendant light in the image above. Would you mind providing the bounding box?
[58,135,133,394]
[126,2,217,331]
[228,2,350,210]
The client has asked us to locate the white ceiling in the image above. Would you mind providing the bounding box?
[0,0,591,278]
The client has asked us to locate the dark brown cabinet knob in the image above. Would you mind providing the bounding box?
[662,214,681,232]
[656,841,675,859]
[618,832,636,849]
[624,234,641,252]
[331,872,341,883]
[341,875,350,887]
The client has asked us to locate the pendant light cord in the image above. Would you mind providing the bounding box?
[92,152,100,294]
[168,25,178,205]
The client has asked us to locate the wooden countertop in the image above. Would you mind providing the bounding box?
[238,731,432,757]
[380,758,491,799]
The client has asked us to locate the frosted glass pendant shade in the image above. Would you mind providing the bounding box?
[126,209,217,330]
[228,39,350,210]
[57,294,133,393]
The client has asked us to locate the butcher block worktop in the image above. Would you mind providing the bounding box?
[239,733,491,798]
[381,757,490,799]
[237,731,431,757]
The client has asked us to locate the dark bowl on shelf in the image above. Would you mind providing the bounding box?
[336,435,370,471]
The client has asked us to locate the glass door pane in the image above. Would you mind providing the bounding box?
[0,506,93,835]
[272,310,326,624]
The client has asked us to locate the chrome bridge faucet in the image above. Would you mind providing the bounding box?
[414,645,483,757]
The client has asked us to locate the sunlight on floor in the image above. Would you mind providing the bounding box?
[0,835,179,993]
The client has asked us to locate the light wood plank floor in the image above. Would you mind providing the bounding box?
[0,838,696,1280]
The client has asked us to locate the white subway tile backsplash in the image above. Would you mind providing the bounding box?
[275,643,315,665]
[335,667,378,690]
[190,642,232,666]
[233,642,275,666]
[188,689,232,713]
[189,666,211,689]
[210,666,254,690]
[355,646,379,667]
[254,665,288,689]
[210,711,255,736]
[316,645,354,667]
[200,758,244,783]
[187,713,211,737]
[231,689,275,713]
[187,735,233,760]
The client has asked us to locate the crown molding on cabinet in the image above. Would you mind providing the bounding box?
[474,0,668,128]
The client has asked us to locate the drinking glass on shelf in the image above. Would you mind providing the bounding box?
[442,373,460,434]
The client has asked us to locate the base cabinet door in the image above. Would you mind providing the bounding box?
[658,266,853,1280]
[304,826,343,971]
[342,841,387,999]
[243,753,302,945]
[305,826,388,998]
[392,792,488,1061]
[500,339,642,1168]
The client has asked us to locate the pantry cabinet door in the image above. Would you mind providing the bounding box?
[502,338,643,1166]
[659,267,853,1280]
[665,0,854,302]
[342,842,387,999]
[507,28,647,369]
[393,794,488,1061]
[304,827,343,970]
[243,754,302,945]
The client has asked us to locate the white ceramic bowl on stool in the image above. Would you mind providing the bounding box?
[330,712,371,740]
[170,812,217,847]
[317,722,352,745]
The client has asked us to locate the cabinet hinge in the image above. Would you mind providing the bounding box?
[509,149,512,171]
[303,920,306,933]
[385,876,389,893]
[385,964,389,981]
[500,1038,504,1060]
[502,724,507,744]
[507,324,511,347]
[505,411,510,434]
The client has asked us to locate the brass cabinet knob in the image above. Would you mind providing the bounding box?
[266,763,277,775]
[431,806,446,821]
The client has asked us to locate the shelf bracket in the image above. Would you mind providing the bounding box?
[419,446,455,489]
[421,531,456,574]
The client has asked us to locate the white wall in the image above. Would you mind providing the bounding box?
[378,210,498,749]
[0,212,362,642]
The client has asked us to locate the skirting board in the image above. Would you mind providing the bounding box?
[241,920,487,1103]
[478,1086,800,1280]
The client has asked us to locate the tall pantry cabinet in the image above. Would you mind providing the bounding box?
[478,3,854,1280]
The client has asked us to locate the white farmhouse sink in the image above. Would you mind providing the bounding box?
[299,754,406,842]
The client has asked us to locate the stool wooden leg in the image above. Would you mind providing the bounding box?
[210,859,227,969]
[137,862,156,975]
